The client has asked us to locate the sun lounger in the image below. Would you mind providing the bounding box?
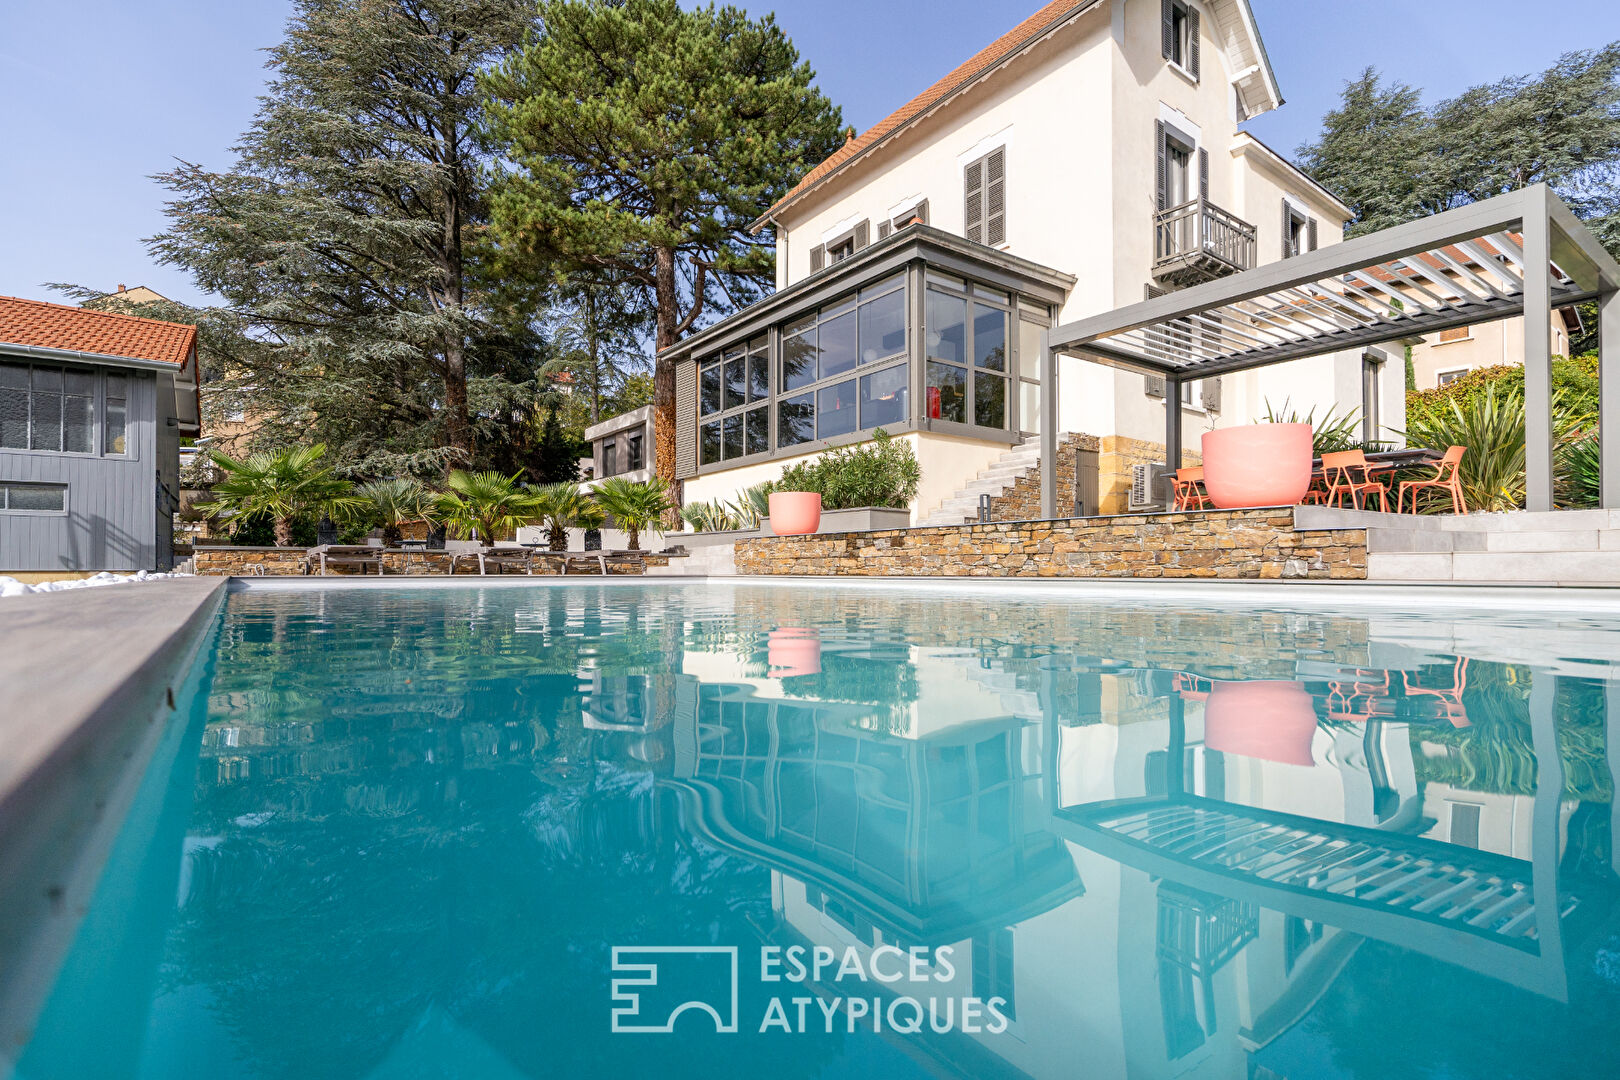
[306,544,383,575]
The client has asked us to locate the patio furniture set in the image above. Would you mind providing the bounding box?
[1173,445,1468,515]
[302,544,649,576]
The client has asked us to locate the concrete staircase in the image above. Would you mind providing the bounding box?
[917,434,1049,527]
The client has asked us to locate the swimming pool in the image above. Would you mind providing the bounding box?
[8,581,1620,1079]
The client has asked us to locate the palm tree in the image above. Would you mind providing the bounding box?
[198,444,366,547]
[531,482,595,552]
[355,477,433,546]
[591,477,674,551]
[434,470,539,542]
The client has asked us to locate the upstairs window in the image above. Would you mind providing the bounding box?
[809,220,871,272]
[964,148,1006,248]
[625,431,644,472]
[1162,0,1200,80]
[1282,202,1317,259]
[878,199,930,240]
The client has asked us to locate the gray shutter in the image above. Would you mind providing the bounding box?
[1282,201,1292,259]
[810,244,825,272]
[878,221,891,240]
[1307,217,1319,251]
[1187,7,1200,79]
[854,219,870,250]
[1144,283,1166,397]
[964,157,984,244]
[674,360,697,479]
[1155,122,1168,211]
[1198,148,1209,201]
[985,148,1006,246]
[1201,376,1222,412]
[1161,0,1174,59]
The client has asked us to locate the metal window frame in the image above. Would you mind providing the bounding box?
[0,480,70,515]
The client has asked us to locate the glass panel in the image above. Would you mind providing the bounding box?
[63,393,93,453]
[626,433,644,472]
[778,393,814,448]
[925,362,965,423]
[64,370,95,396]
[817,379,858,439]
[32,393,62,451]
[860,363,908,429]
[926,271,965,291]
[859,287,906,364]
[974,306,1006,371]
[7,485,65,512]
[745,406,768,456]
[700,420,721,465]
[723,357,746,411]
[1018,319,1044,381]
[723,413,743,460]
[0,363,27,390]
[602,440,617,477]
[105,372,128,399]
[861,273,904,301]
[818,309,856,381]
[975,284,1010,305]
[105,400,127,455]
[30,367,63,393]
[747,352,770,401]
[782,327,817,392]
[0,388,26,449]
[700,363,721,415]
[926,290,966,364]
[975,372,1007,428]
[1020,380,1041,435]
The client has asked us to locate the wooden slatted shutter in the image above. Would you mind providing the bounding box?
[985,148,1006,246]
[1144,284,1167,398]
[1199,148,1209,201]
[878,221,891,240]
[810,244,825,272]
[964,158,984,244]
[1155,122,1168,212]
[854,219,870,250]
[1282,201,1292,259]
[1307,217,1319,252]
[1161,0,1174,59]
[1187,7,1200,79]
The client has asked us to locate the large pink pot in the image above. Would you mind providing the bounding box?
[768,491,822,536]
[1200,423,1313,508]
[1204,680,1319,766]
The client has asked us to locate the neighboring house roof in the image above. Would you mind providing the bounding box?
[0,293,197,367]
[752,0,1282,231]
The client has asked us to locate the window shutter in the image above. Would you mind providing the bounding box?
[1144,283,1167,398]
[854,219,870,250]
[1198,148,1209,201]
[1155,122,1168,212]
[1307,217,1319,252]
[985,148,1006,246]
[1161,0,1174,59]
[1200,376,1222,412]
[810,244,825,272]
[911,198,929,226]
[1282,201,1292,259]
[1187,8,1200,79]
[964,158,984,244]
[878,221,891,240]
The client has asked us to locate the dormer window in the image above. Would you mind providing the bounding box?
[1161,0,1200,81]
[828,236,856,263]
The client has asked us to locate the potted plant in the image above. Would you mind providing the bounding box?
[591,477,674,551]
[1200,422,1313,508]
[767,490,823,536]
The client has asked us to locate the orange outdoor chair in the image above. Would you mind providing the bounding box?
[1172,467,1212,511]
[1320,450,1392,511]
[1397,446,1468,515]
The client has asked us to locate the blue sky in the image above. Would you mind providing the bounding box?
[2,1,1617,308]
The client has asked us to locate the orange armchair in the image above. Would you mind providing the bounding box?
[1320,450,1392,511]
[1172,466,1211,511]
[1397,446,1467,515]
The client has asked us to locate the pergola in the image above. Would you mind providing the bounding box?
[1037,185,1620,517]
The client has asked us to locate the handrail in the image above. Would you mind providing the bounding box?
[1154,197,1258,275]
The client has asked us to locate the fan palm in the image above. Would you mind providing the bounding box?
[591,477,675,551]
[197,444,366,547]
[355,477,433,546]
[434,470,540,542]
[531,482,595,551]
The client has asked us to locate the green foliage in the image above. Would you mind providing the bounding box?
[530,482,594,551]
[773,430,921,510]
[434,470,540,542]
[677,482,773,533]
[197,443,367,546]
[1406,356,1600,425]
[354,477,434,545]
[532,404,585,484]
[1259,400,1376,454]
[591,477,676,550]
[1557,432,1603,508]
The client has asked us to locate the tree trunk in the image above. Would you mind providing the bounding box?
[445,337,471,466]
[625,523,641,552]
[652,245,681,516]
[274,515,292,547]
[548,523,567,552]
[586,290,601,426]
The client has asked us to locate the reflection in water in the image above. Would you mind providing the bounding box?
[10,584,1620,1080]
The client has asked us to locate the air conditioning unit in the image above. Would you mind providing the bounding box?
[1129,462,1169,510]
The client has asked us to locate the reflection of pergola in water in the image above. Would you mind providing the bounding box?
[1039,665,1589,1002]
[665,682,1083,945]
[1035,184,1620,514]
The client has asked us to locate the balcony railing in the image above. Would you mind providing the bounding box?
[1153,198,1258,285]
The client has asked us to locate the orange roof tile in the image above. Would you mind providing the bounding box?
[0,294,196,367]
[755,0,1093,228]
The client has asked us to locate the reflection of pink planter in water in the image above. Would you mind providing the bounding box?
[768,628,822,677]
[1200,423,1313,508]
[768,492,822,536]
[1203,680,1319,766]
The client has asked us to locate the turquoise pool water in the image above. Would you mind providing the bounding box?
[9,582,1620,1079]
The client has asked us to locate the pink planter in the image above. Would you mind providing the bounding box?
[1204,680,1320,766]
[1200,423,1313,508]
[768,628,822,677]
[767,491,822,536]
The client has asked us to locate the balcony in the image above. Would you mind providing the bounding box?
[1153,198,1257,286]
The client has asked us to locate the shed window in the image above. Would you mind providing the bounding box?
[0,481,67,513]
[0,361,101,454]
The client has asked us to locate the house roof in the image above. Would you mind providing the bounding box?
[752,0,1282,232]
[0,293,197,367]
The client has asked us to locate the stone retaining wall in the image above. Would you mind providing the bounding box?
[735,507,1366,580]
[193,546,666,577]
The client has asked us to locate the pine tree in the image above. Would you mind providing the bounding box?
[480,0,844,488]
[149,0,535,476]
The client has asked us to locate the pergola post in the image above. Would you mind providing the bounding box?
[1040,330,1058,518]
[1523,189,1554,512]
[1164,376,1183,504]
[1602,288,1620,508]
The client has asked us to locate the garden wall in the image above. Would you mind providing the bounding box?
[192,546,667,576]
[735,507,1366,580]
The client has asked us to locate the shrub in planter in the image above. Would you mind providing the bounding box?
[772,429,920,510]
